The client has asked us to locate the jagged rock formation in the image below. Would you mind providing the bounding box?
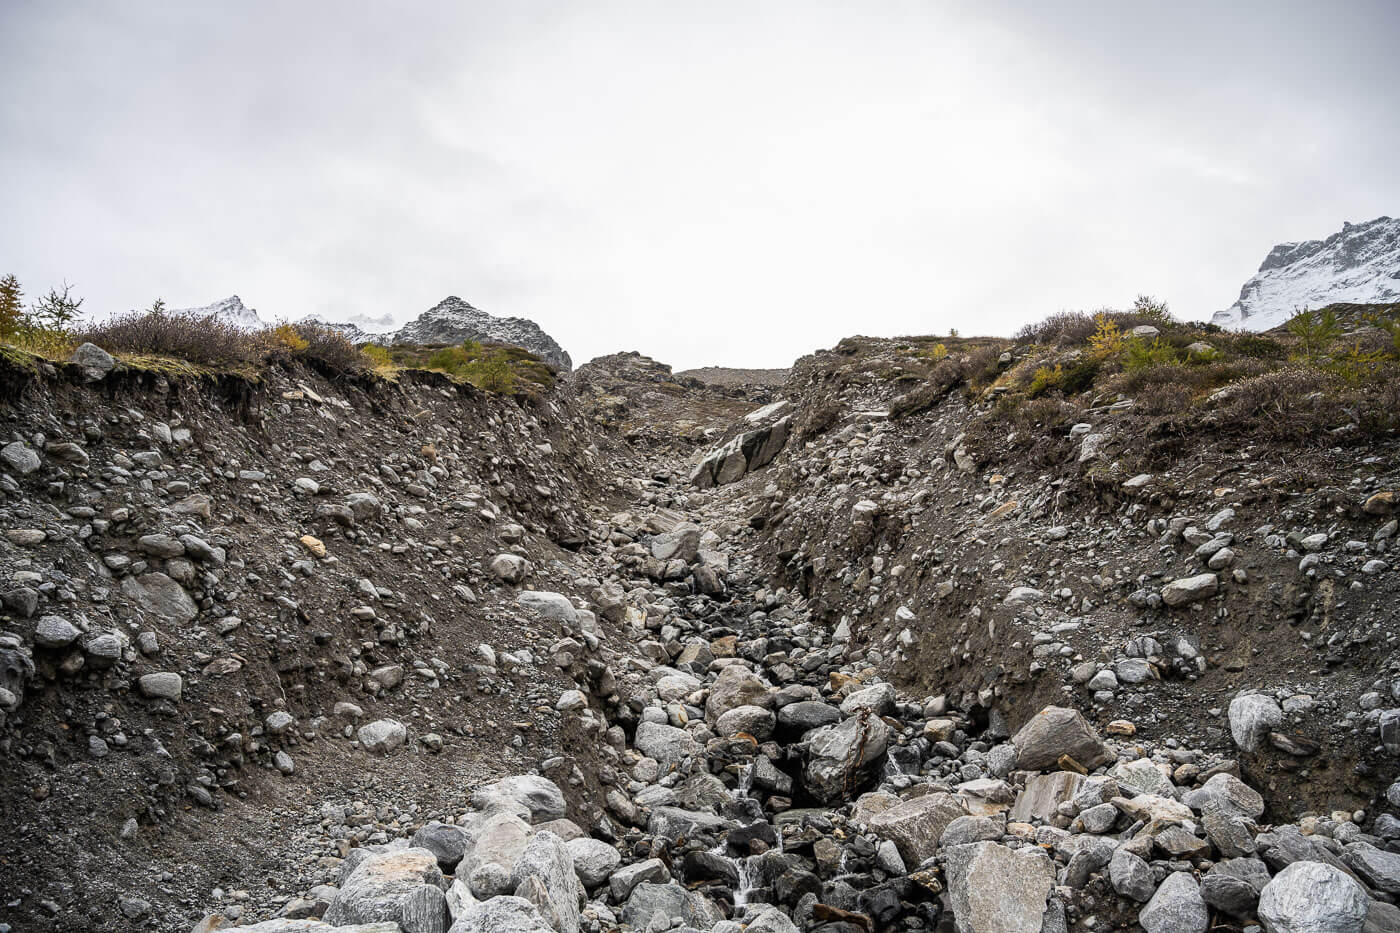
[689,401,791,487]
[394,297,573,372]
[1214,215,1400,330]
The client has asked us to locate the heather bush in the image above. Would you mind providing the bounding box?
[81,310,261,366]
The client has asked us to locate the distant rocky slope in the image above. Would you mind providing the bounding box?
[394,296,573,372]
[1214,215,1400,330]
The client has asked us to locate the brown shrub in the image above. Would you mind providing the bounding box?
[1014,311,1098,346]
[287,323,366,376]
[81,311,261,366]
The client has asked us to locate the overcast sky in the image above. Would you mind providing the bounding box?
[2,1,1397,369]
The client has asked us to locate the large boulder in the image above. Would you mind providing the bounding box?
[411,822,470,872]
[689,417,791,488]
[510,831,582,933]
[650,524,701,562]
[447,895,553,933]
[632,721,700,770]
[322,848,450,933]
[1139,871,1209,933]
[1010,706,1111,771]
[564,837,620,888]
[622,883,723,930]
[943,841,1056,933]
[705,665,771,723]
[70,342,116,381]
[471,775,567,823]
[1256,860,1369,933]
[868,793,970,867]
[515,592,578,630]
[803,713,891,804]
[460,811,532,877]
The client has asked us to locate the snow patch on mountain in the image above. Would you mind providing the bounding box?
[1213,216,1400,330]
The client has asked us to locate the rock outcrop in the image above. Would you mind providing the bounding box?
[394,296,572,371]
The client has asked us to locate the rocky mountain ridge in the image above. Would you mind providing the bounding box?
[1214,216,1400,330]
[394,298,572,372]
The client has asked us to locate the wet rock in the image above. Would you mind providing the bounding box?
[803,713,891,804]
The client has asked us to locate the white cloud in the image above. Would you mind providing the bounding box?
[1,0,1397,368]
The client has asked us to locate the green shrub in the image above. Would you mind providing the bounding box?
[1122,336,1178,372]
[1286,308,1341,360]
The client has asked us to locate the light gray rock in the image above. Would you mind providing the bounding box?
[1257,860,1368,933]
[1161,572,1220,607]
[650,524,701,562]
[632,720,700,770]
[70,342,116,381]
[868,793,970,866]
[1110,847,1156,902]
[1343,840,1400,895]
[323,848,450,933]
[0,441,41,475]
[564,837,620,888]
[357,719,407,755]
[137,672,182,700]
[471,775,567,823]
[489,554,530,584]
[461,812,532,878]
[608,858,670,902]
[622,882,723,931]
[447,895,553,933]
[510,831,581,933]
[516,592,579,629]
[714,704,775,740]
[1230,693,1284,753]
[34,615,81,649]
[1139,871,1208,933]
[943,841,1055,933]
[1011,706,1110,771]
[745,906,799,933]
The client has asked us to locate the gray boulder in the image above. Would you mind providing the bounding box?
[1139,871,1208,933]
[622,883,723,931]
[0,441,41,474]
[1011,706,1110,771]
[632,721,700,770]
[608,858,670,902]
[1257,860,1369,933]
[564,837,619,888]
[1161,572,1219,607]
[121,572,197,625]
[411,822,470,872]
[650,524,701,562]
[323,848,450,933]
[357,719,407,755]
[471,775,567,823]
[943,841,1055,933]
[447,895,553,933]
[70,342,116,381]
[1230,693,1284,753]
[510,831,581,933]
[803,713,891,804]
[868,793,969,866]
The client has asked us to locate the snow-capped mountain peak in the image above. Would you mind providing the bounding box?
[1213,216,1400,330]
[393,296,572,371]
[169,295,267,330]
